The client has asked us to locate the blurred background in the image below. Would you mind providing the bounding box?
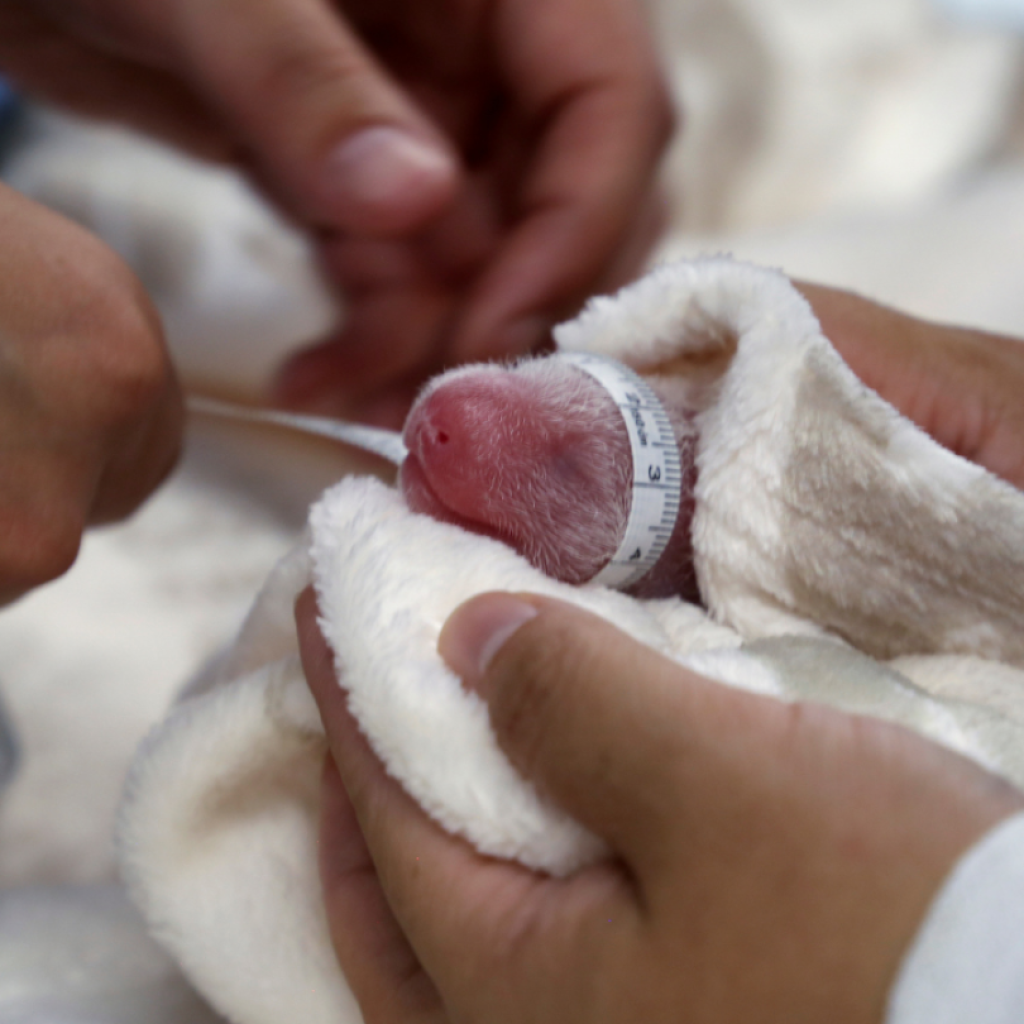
[0,0,1022,1018]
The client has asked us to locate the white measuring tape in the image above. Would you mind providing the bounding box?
[186,395,409,465]
[556,352,682,590]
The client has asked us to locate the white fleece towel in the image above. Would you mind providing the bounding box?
[118,257,1024,1024]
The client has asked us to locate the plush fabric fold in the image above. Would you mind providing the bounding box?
[118,256,1024,1024]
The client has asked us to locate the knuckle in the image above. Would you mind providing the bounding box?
[486,660,554,773]
[486,618,592,770]
[66,256,170,429]
[473,891,551,977]
[0,510,83,595]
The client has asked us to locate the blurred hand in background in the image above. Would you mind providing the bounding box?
[0,182,181,604]
[0,0,674,426]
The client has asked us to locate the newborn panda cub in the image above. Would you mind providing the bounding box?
[400,356,701,601]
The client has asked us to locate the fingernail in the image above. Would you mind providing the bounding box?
[439,594,539,691]
[325,126,456,232]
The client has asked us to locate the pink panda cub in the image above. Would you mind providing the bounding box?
[400,356,701,601]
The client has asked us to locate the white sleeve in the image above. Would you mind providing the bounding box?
[886,811,1024,1024]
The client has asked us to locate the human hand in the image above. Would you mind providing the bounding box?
[799,283,1024,489]
[298,588,1024,1024]
[0,0,672,428]
[0,182,181,604]
[273,0,671,425]
[273,0,672,425]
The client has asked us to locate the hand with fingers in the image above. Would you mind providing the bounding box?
[267,0,673,425]
[0,0,674,427]
[298,589,1024,1024]
[0,182,181,604]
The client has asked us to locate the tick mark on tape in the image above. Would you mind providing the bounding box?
[555,352,683,590]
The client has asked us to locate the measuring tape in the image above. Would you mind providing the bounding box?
[187,395,409,465]
[556,352,682,590]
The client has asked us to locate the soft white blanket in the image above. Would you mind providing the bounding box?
[118,257,1024,1024]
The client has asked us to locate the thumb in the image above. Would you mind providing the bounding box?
[172,0,460,234]
[438,592,741,876]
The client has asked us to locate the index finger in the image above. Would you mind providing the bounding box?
[168,0,460,232]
